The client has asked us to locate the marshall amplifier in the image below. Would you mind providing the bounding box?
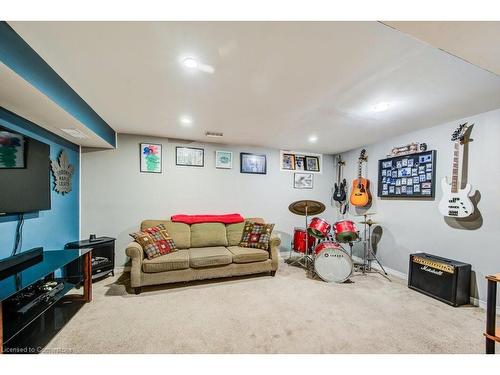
[408,253,471,307]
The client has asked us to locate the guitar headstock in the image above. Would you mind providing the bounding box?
[451,123,471,144]
[337,155,345,166]
[359,149,367,162]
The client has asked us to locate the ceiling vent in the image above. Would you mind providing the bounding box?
[205,131,223,138]
[60,128,89,139]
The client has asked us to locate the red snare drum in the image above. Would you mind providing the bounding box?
[292,228,315,253]
[307,217,331,238]
[313,241,353,283]
[333,220,358,243]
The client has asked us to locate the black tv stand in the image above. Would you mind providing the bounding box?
[0,248,92,354]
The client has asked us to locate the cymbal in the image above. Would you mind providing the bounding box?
[359,219,377,225]
[288,200,326,216]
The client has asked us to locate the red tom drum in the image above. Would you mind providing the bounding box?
[307,217,331,238]
[333,220,358,243]
[292,228,315,254]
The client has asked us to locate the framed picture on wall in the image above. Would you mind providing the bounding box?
[240,153,267,174]
[295,155,305,171]
[377,150,436,198]
[280,150,322,174]
[140,143,162,173]
[282,153,296,170]
[294,173,313,189]
[176,147,204,167]
[215,150,233,169]
[305,156,320,172]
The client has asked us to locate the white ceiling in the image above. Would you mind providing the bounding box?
[6,21,500,153]
[384,21,500,77]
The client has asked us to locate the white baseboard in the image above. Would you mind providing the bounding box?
[114,265,130,274]
[351,256,407,281]
[372,263,407,281]
[469,296,500,311]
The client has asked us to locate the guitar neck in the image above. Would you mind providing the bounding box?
[451,142,462,193]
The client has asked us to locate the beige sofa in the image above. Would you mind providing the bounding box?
[125,218,280,294]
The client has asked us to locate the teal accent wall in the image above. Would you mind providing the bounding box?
[0,108,80,258]
[0,21,116,147]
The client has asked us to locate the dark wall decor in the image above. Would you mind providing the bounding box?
[240,153,267,174]
[280,150,322,173]
[378,150,437,198]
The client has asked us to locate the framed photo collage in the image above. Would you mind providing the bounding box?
[378,150,437,198]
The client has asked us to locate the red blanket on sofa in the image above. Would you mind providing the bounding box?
[171,213,245,225]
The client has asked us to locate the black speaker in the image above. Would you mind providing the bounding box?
[408,253,471,307]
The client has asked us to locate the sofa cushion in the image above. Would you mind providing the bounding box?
[142,250,190,273]
[189,247,232,268]
[141,220,191,249]
[190,223,228,248]
[226,218,264,246]
[226,222,245,246]
[227,246,269,264]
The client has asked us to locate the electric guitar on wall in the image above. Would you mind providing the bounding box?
[349,149,371,207]
[333,155,347,203]
[333,155,347,214]
[438,123,474,218]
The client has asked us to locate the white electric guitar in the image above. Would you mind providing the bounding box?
[438,123,474,218]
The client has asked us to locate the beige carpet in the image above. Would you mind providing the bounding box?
[43,258,489,354]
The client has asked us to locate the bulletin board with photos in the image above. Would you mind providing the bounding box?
[378,150,437,198]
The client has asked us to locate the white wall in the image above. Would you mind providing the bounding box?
[81,134,335,265]
[337,108,500,304]
[82,108,499,305]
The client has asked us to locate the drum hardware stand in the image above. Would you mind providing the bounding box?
[358,214,391,281]
[347,241,354,258]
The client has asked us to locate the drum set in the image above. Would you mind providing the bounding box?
[287,200,389,283]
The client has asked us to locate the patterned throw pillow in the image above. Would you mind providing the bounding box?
[130,224,177,259]
[239,221,275,251]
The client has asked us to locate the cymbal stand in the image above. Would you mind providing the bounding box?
[360,214,390,281]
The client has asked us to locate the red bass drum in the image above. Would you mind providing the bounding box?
[292,228,315,254]
[333,220,358,243]
[307,217,331,239]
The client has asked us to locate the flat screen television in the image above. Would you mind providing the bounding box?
[0,125,51,214]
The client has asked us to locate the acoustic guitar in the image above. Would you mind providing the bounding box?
[349,149,371,207]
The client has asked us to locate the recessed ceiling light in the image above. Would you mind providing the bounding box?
[179,116,193,126]
[182,57,199,69]
[309,135,318,143]
[373,102,391,112]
